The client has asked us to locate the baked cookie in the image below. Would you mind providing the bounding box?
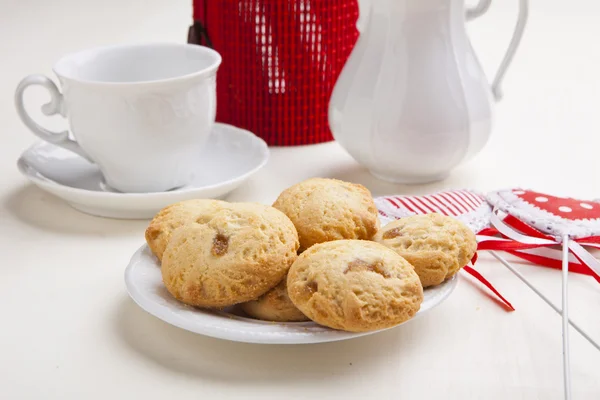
[240,274,309,322]
[287,240,423,332]
[272,178,380,251]
[373,213,477,288]
[161,203,300,308]
[145,199,228,261]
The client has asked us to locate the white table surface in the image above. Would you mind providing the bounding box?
[1,0,599,399]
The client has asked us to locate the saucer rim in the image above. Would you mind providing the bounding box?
[16,122,270,199]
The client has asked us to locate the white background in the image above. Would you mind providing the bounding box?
[1,0,599,399]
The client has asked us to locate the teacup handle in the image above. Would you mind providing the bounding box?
[15,74,92,161]
[466,0,529,101]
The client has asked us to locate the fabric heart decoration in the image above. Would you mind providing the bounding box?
[482,189,600,282]
[482,189,600,395]
[487,189,600,238]
[374,190,514,311]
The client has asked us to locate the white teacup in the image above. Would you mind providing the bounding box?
[15,43,222,193]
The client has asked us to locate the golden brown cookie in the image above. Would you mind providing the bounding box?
[240,274,309,322]
[272,178,380,251]
[145,199,229,261]
[287,240,423,332]
[373,213,477,288]
[161,203,300,308]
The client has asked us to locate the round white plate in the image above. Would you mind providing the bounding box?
[124,244,458,344]
[16,123,269,219]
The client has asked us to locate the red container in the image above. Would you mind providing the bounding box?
[188,0,359,146]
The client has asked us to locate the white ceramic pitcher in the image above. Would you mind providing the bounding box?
[329,0,528,183]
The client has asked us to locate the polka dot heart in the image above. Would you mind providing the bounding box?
[487,189,600,238]
[517,190,598,220]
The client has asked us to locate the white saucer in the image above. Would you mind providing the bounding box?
[17,123,269,219]
[124,244,458,344]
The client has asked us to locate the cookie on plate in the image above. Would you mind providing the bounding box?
[287,240,423,332]
[240,274,309,322]
[161,203,300,308]
[373,213,477,288]
[145,199,229,261]
[272,178,380,251]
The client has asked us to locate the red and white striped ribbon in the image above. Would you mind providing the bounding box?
[380,189,485,217]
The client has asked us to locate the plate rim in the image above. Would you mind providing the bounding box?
[124,244,458,344]
[16,122,270,200]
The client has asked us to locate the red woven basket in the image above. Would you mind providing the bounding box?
[188,0,359,146]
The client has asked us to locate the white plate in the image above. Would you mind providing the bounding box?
[124,244,458,344]
[16,123,269,219]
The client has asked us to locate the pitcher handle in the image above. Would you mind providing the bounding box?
[466,0,529,101]
[15,74,92,161]
[466,0,492,21]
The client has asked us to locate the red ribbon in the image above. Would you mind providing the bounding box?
[505,250,600,283]
[477,213,600,283]
[463,265,515,311]
[458,244,515,311]
[464,209,600,312]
